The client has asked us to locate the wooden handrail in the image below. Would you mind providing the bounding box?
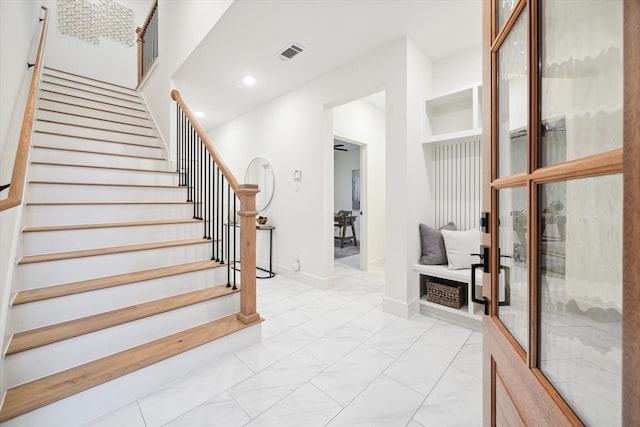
[0,6,49,212]
[170,90,240,190]
[136,0,158,85]
[139,0,158,36]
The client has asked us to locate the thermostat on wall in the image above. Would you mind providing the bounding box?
[293,169,302,181]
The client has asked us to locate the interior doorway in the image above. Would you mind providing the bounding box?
[333,139,362,269]
[330,90,386,272]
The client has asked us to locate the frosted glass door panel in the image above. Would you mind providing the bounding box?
[497,11,527,177]
[497,186,528,351]
[539,174,622,427]
[497,0,518,33]
[540,0,623,167]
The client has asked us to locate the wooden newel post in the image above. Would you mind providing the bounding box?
[136,27,143,85]
[236,184,261,324]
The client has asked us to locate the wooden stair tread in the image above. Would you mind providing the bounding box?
[14,260,226,305]
[36,118,156,138]
[40,89,146,112]
[40,80,142,105]
[31,144,164,160]
[27,201,193,206]
[23,218,203,233]
[41,73,138,99]
[30,161,177,174]
[29,180,185,189]
[38,98,148,120]
[7,285,239,355]
[18,238,211,265]
[38,107,153,129]
[0,314,262,423]
[43,66,137,91]
[34,130,161,149]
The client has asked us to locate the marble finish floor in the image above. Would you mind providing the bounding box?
[85,259,482,427]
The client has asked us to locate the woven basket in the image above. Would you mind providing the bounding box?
[425,281,466,309]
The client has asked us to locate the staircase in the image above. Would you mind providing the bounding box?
[0,67,262,426]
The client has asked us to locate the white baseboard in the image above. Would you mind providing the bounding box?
[382,296,419,319]
[273,264,334,290]
[367,256,385,270]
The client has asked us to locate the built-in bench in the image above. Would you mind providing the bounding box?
[413,264,483,330]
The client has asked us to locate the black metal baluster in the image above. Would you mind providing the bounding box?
[205,151,209,239]
[186,122,191,202]
[198,140,204,220]
[190,126,195,209]
[194,131,199,219]
[226,183,231,287]
[232,188,237,290]
[219,169,224,265]
[210,157,214,243]
[211,164,219,261]
[180,110,184,185]
[176,104,179,174]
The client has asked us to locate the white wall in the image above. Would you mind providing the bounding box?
[0,0,44,403]
[139,0,233,153]
[41,0,153,88]
[0,0,42,185]
[203,38,433,318]
[333,98,386,269]
[432,45,482,94]
[394,38,433,315]
[204,38,419,296]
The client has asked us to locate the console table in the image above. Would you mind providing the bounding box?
[226,223,276,279]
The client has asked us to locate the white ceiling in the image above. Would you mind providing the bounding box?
[173,0,481,129]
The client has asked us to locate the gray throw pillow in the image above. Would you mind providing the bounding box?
[419,222,456,265]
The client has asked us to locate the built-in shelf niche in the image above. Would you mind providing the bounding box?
[424,83,482,144]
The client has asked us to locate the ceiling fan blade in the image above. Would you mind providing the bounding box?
[334,147,348,151]
[334,144,344,147]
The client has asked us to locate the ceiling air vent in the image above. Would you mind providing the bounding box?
[277,43,304,61]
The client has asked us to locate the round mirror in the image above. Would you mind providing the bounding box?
[245,157,275,211]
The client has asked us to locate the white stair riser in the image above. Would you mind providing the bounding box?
[17,242,215,288]
[24,203,194,227]
[41,75,140,102]
[42,68,139,97]
[32,132,163,158]
[30,147,169,171]
[6,294,240,387]
[39,90,147,117]
[21,221,209,255]
[35,121,159,147]
[12,268,231,331]
[27,183,187,203]
[38,99,150,127]
[37,109,156,137]
[1,324,260,427]
[40,82,144,111]
[29,164,178,187]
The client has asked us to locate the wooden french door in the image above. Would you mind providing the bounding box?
[481,0,639,425]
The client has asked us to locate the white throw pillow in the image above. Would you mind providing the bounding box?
[441,229,481,270]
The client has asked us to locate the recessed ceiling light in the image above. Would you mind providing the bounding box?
[243,75,256,86]
[195,111,205,118]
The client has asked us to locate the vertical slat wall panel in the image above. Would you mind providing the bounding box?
[433,138,482,230]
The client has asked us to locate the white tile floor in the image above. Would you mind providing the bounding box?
[85,255,482,427]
